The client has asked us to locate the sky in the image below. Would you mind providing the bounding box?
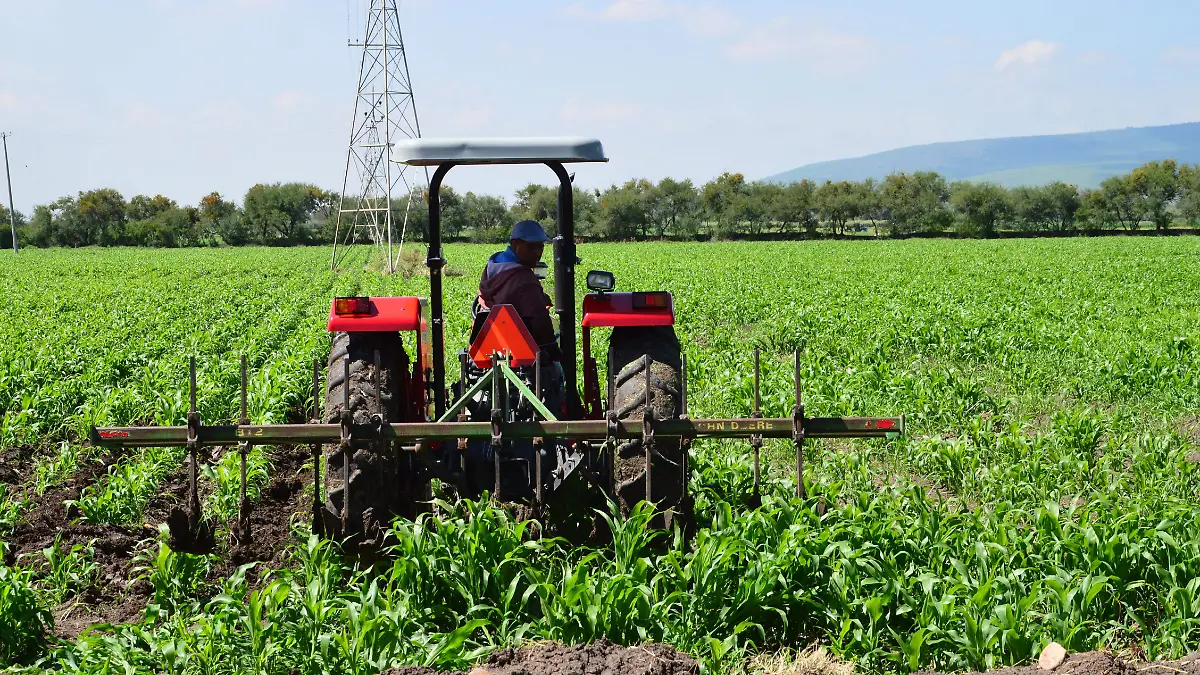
[2,0,1200,214]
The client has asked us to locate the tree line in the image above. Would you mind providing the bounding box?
[4,159,1200,250]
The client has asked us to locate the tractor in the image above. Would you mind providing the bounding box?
[92,138,904,546]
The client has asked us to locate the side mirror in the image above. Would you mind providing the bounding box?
[586,270,615,292]
[534,261,550,280]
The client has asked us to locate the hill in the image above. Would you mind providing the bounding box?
[764,122,1200,188]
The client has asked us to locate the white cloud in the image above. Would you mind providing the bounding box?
[994,40,1060,71]
[725,18,873,71]
[569,0,739,37]
[597,0,672,21]
[0,90,51,117]
[124,103,162,128]
[195,102,244,128]
[274,91,302,109]
[1162,46,1200,64]
[560,100,644,124]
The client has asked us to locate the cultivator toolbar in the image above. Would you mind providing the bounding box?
[91,350,902,541]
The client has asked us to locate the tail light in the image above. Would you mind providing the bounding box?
[334,296,372,316]
[632,292,671,309]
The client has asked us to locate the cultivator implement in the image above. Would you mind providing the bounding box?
[90,349,903,542]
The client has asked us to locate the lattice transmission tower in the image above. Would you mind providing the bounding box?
[331,0,426,272]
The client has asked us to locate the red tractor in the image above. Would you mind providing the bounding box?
[93,138,903,545]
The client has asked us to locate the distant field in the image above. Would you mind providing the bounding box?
[1,239,1199,672]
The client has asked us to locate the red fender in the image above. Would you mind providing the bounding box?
[581,292,674,328]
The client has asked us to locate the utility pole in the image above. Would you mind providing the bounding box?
[1,133,15,253]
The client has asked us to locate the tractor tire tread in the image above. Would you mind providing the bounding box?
[322,331,421,542]
[606,326,690,530]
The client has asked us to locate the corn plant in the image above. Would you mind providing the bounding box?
[72,446,183,525]
[0,484,27,532]
[28,535,99,606]
[202,446,270,526]
[0,545,53,667]
[131,533,214,622]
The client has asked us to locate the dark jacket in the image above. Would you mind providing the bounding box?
[478,249,558,357]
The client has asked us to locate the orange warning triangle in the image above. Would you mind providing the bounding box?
[468,304,539,368]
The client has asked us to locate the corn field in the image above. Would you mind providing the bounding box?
[1,239,1199,673]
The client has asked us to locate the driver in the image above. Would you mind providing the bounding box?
[477,220,560,360]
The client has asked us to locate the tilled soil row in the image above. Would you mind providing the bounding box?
[917,651,1200,675]
[381,640,699,675]
[1,444,311,638]
[0,445,42,486]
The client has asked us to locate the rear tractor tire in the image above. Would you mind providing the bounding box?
[322,331,421,545]
[607,325,691,531]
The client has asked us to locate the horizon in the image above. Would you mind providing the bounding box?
[3,0,1200,212]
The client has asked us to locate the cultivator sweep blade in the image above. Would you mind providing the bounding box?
[91,351,903,541]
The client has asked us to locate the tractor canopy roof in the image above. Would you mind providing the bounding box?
[392,137,607,166]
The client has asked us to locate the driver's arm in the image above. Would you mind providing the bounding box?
[506,273,558,355]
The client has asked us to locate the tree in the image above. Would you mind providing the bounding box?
[386,190,433,245]
[125,206,201,247]
[76,188,127,246]
[856,179,884,236]
[40,196,87,247]
[950,181,1010,236]
[512,183,559,236]
[572,188,602,239]
[1094,175,1142,231]
[0,204,25,250]
[767,180,817,235]
[729,182,775,236]
[125,194,178,246]
[126,194,176,222]
[242,183,323,244]
[200,192,244,245]
[1128,159,1180,231]
[599,179,653,240]
[460,192,512,243]
[24,204,56,247]
[436,186,469,240]
[647,177,699,238]
[815,180,862,236]
[700,172,746,237]
[880,171,952,235]
[506,184,600,239]
[1045,181,1080,231]
[1179,164,1200,226]
[1010,185,1053,232]
[1076,189,1106,231]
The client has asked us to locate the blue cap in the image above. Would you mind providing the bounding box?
[510,219,553,243]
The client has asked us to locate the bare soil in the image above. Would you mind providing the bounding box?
[1176,414,1200,446]
[1,450,156,638]
[1,444,311,639]
[917,651,1200,675]
[0,445,39,486]
[379,639,698,675]
[225,445,311,569]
